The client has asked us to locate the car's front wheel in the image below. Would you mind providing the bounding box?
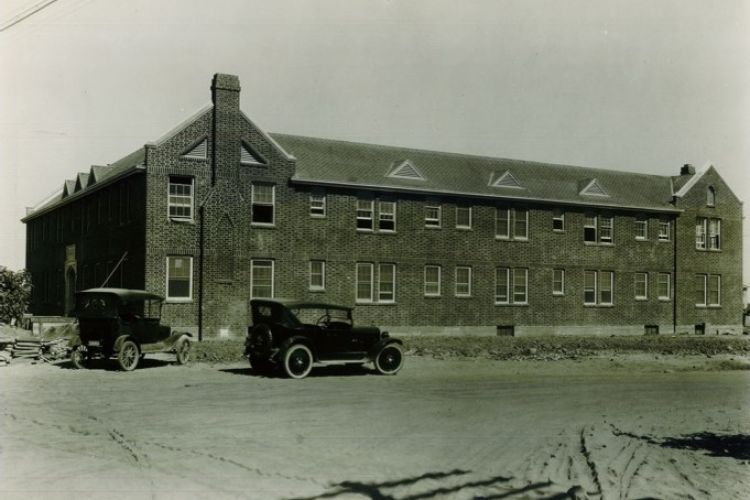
[374,343,404,375]
[282,344,313,379]
[117,340,140,371]
[175,337,191,365]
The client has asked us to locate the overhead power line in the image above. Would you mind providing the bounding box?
[0,0,60,33]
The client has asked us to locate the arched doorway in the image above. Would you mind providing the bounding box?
[65,267,77,316]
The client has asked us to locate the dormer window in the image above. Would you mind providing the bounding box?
[707,186,716,207]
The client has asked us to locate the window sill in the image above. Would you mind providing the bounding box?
[356,228,374,233]
[584,303,614,308]
[424,294,442,298]
[166,299,193,304]
[635,238,648,242]
[553,229,565,233]
[355,301,397,306]
[635,297,648,302]
[454,295,473,299]
[377,230,397,235]
[424,225,442,230]
[251,223,276,228]
[169,217,195,224]
[310,214,326,219]
[455,226,472,231]
[552,293,564,297]
[494,302,529,306]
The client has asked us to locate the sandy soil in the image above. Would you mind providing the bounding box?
[1,355,749,499]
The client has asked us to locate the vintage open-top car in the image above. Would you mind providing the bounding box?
[245,299,404,378]
[70,288,192,371]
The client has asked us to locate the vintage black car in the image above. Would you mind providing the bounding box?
[70,288,192,371]
[245,299,404,378]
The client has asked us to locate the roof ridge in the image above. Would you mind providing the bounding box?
[270,132,670,179]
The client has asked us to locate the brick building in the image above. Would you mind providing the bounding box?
[22,73,744,339]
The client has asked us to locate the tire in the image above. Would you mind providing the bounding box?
[282,344,313,379]
[71,346,87,369]
[175,337,191,365]
[249,324,273,354]
[117,339,140,371]
[374,343,404,375]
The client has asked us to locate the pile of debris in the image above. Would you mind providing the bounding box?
[0,336,70,366]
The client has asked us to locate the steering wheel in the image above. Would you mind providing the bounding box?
[316,314,331,327]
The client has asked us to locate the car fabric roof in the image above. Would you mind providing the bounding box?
[77,288,164,302]
[250,298,352,311]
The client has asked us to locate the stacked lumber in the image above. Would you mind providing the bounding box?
[12,338,42,359]
[0,337,70,366]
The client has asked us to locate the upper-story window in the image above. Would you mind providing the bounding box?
[356,200,374,230]
[310,194,326,218]
[425,206,441,228]
[168,176,194,220]
[707,186,716,207]
[309,260,325,291]
[584,214,614,244]
[658,219,671,241]
[695,217,721,250]
[552,209,565,232]
[496,208,528,240]
[378,201,396,232]
[251,184,275,225]
[634,217,648,240]
[455,207,472,229]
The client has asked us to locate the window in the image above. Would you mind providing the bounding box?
[378,264,396,303]
[658,220,671,241]
[456,207,472,229]
[166,256,193,300]
[310,194,326,217]
[552,269,565,295]
[635,217,648,240]
[424,265,441,296]
[251,260,274,298]
[585,214,613,244]
[584,270,613,305]
[707,186,716,207]
[599,216,613,244]
[378,201,396,232]
[708,274,720,306]
[657,273,671,301]
[696,218,721,250]
[552,210,565,231]
[168,176,194,219]
[512,268,528,304]
[309,261,325,291]
[251,184,275,225]
[356,200,374,231]
[496,208,528,240]
[455,266,472,297]
[584,215,597,242]
[496,208,510,239]
[495,268,509,304]
[634,273,648,300]
[495,267,528,305]
[356,263,374,302]
[425,206,441,228]
[697,274,721,307]
[695,274,706,306]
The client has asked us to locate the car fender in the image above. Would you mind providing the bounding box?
[165,331,193,349]
[368,337,403,359]
[279,335,316,360]
[113,334,138,353]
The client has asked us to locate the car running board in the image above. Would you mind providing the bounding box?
[314,358,370,366]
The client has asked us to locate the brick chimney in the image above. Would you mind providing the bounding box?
[210,74,241,185]
[680,163,696,176]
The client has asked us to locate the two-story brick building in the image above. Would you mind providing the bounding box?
[22,73,744,339]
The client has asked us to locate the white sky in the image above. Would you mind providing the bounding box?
[1,0,748,286]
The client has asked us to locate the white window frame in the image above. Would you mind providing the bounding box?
[657,273,671,301]
[455,266,472,297]
[251,184,275,226]
[495,207,510,239]
[168,176,194,220]
[552,210,565,232]
[584,215,597,243]
[599,271,614,305]
[634,272,648,300]
[310,194,326,218]
[250,259,274,298]
[512,268,529,304]
[455,206,472,229]
[708,218,721,250]
[708,274,721,306]
[377,263,396,303]
[425,205,442,228]
[513,208,529,240]
[707,186,716,207]
[356,263,374,303]
[695,218,707,249]
[552,269,565,296]
[696,273,707,306]
[495,267,509,304]
[166,256,193,302]
[378,201,397,232]
[309,260,326,291]
[599,216,614,244]
[424,265,441,297]
[658,220,671,241]
[356,200,374,231]
[635,218,648,240]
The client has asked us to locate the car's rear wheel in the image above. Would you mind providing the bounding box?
[70,345,87,369]
[375,343,404,375]
[282,344,313,379]
[175,337,191,365]
[117,340,140,371]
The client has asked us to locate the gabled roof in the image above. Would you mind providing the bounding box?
[578,178,609,197]
[387,160,425,180]
[272,133,679,212]
[62,180,76,198]
[74,173,89,192]
[672,162,712,198]
[490,170,523,189]
[240,141,267,165]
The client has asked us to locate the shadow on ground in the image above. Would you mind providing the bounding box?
[612,426,750,460]
[54,357,173,371]
[220,364,376,378]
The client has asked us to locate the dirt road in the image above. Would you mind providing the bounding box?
[1,356,748,499]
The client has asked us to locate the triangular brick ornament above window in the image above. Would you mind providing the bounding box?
[387,160,425,180]
[490,170,523,189]
[240,142,267,165]
[579,178,609,197]
[181,138,208,160]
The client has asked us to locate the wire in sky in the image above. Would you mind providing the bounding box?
[0,0,60,33]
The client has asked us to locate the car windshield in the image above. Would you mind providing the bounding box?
[76,294,118,318]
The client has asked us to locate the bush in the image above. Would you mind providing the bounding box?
[0,267,32,326]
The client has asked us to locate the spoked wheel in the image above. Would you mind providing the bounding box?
[374,343,404,375]
[175,338,191,365]
[70,345,88,369]
[282,344,313,379]
[117,340,140,371]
